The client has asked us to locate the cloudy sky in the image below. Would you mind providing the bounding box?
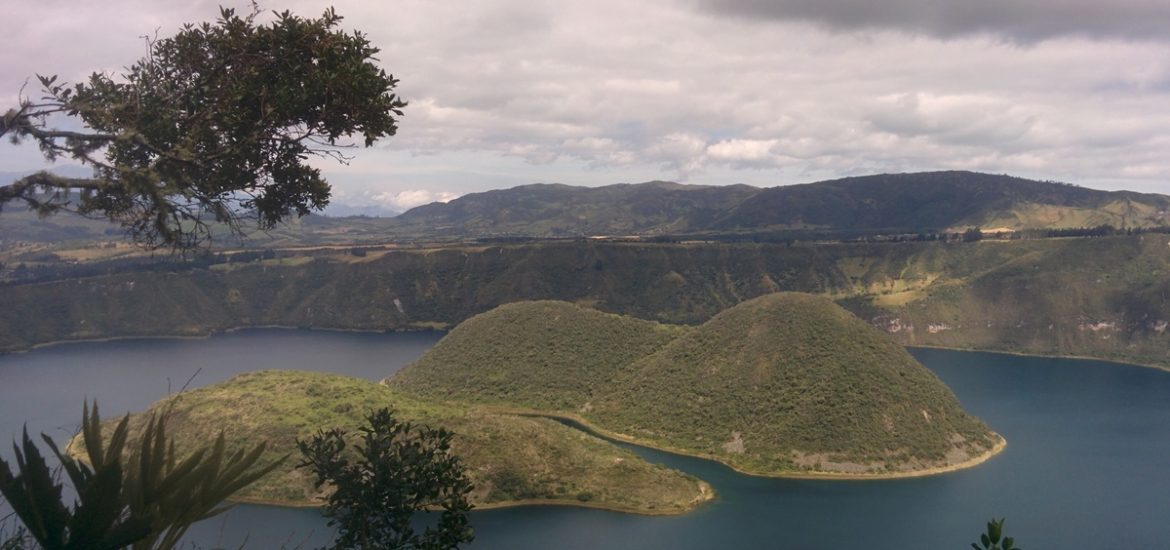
[3,0,1169,212]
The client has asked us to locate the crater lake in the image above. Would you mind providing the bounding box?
[2,330,1168,549]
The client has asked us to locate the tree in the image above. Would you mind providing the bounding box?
[0,402,285,549]
[0,6,406,250]
[971,518,1021,550]
[297,408,474,550]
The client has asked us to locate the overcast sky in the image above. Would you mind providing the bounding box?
[3,0,1169,211]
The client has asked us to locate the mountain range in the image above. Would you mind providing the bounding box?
[393,171,1170,239]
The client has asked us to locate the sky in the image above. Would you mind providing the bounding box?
[3,0,1169,212]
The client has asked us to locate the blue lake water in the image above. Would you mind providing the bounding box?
[2,331,1169,549]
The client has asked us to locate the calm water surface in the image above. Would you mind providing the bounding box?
[2,332,1169,549]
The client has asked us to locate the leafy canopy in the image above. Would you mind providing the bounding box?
[0,6,405,250]
[298,407,474,550]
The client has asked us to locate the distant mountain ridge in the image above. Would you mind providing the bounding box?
[393,171,1170,238]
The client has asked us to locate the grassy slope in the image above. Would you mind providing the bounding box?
[91,370,710,514]
[391,297,999,477]
[388,300,688,411]
[589,293,997,475]
[852,235,1170,366]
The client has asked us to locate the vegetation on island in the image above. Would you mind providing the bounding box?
[389,300,688,411]
[391,294,1001,477]
[88,370,712,515]
[592,293,998,474]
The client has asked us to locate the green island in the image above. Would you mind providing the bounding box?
[83,292,1000,517]
[390,294,1002,478]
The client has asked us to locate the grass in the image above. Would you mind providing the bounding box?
[388,300,689,412]
[81,370,711,514]
[590,293,997,474]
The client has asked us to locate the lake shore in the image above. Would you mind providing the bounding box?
[229,480,715,516]
[8,326,1165,373]
[907,344,1170,374]
[1,324,445,355]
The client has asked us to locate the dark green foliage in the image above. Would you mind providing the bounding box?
[297,408,474,550]
[1,6,405,249]
[972,518,1020,550]
[0,402,285,550]
[0,421,149,550]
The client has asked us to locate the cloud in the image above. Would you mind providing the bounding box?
[695,0,1170,43]
[372,189,462,210]
[3,0,1170,201]
[706,139,779,163]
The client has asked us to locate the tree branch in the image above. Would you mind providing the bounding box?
[0,171,106,206]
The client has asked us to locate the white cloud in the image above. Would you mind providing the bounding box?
[706,139,779,163]
[372,189,462,210]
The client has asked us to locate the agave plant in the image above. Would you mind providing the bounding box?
[0,401,285,550]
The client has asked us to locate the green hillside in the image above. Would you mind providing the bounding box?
[392,296,1001,477]
[590,293,999,475]
[87,370,711,514]
[388,300,688,411]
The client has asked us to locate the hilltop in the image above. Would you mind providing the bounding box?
[388,300,688,411]
[390,296,1002,477]
[85,370,712,514]
[590,293,1000,475]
